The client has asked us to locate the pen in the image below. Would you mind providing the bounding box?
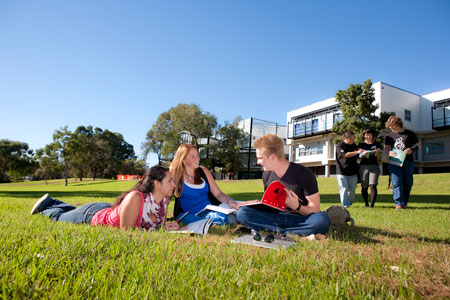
[176,211,189,223]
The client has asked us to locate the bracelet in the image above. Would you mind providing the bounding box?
[226,198,232,206]
[295,202,301,212]
[410,144,419,151]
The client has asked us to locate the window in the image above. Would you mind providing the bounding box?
[425,142,444,155]
[294,122,305,136]
[305,120,312,135]
[333,112,342,124]
[297,144,324,157]
[312,119,318,133]
[404,109,411,122]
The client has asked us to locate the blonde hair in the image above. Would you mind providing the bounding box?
[169,144,201,197]
[254,134,285,160]
[385,116,403,129]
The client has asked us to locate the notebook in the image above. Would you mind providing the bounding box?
[238,181,287,211]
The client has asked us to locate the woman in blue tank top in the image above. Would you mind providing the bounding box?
[169,144,240,225]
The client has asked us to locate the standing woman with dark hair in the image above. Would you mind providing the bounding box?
[358,128,382,207]
[30,166,180,231]
[384,116,419,209]
[169,143,239,225]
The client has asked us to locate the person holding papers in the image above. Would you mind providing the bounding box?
[336,131,364,208]
[236,134,330,236]
[31,166,180,232]
[170,144,239,225]
[358,128,382,207]
[384,116,419,210]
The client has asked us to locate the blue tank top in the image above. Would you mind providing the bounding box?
[179,180,211,214]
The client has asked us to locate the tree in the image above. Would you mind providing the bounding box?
[142,112,171,165]
[49,125,136,183]
[119,158,147,176]
[34,146,63,184]
[205,117,246,173]
[333,78,391,143]
[98,129,135,179]
[51,126,72,186]
[142,104,217,163]
[0,140,36,182]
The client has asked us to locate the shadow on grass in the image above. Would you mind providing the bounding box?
[320,194,450,209]
[0,191,122,199]
[68,180,117,187]
[329,225,450,245]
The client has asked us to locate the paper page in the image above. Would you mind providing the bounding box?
[203,204,237,215]
[186,218,213,235]
[171,218,213,235]
[389,149,406,166]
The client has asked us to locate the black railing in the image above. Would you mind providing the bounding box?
[288,121,332,139]
[431,106,450,130]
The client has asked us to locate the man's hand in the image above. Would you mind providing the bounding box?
[284,188,300,210]
[404,148,412,155]
[228,199,240,210]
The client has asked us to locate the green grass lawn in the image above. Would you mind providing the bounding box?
[0,174,449,299]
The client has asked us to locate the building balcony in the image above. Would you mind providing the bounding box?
[288,122,332,139]
[287,104,340,140]
[431,104,450,130]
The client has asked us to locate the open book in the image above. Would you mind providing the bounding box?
[172,218,213,235]
[238,181,287,212]
[196,204,237,217]
[388,149,406,167]
[359,150,373,158]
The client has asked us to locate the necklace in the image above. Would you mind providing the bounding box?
[185,173,194,181]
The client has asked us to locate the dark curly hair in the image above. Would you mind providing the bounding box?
[112,165,169,208]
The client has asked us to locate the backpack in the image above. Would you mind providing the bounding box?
[324,205,354,228]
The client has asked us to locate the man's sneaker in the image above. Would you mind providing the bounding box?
[30,193,51,215]
[402,205,408,209]
[395,205,403,210]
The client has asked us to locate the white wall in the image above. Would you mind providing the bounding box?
[421,88,450,132]
[379,83,421,132]
[287,97,336,121]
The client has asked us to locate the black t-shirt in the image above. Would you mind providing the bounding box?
[384,129,418,162]
[263,162,318,206]
[358,141,382,165]
[335,141,359,176]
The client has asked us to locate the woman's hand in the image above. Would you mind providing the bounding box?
[164,222,180,231]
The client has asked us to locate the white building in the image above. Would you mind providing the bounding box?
[287,82,450,177]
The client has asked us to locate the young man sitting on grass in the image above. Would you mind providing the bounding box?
[236,134,331,236]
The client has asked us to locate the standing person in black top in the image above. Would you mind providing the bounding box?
[384,116,419,209]
[236,134,330,236]
[335,131,364,208]
[358,128,382,207]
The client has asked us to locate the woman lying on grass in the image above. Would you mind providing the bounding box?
[30,165,180,231]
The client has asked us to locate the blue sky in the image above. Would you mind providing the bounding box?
[1,0,449,166]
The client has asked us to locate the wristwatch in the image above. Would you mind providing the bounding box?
[295,202,302,212]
